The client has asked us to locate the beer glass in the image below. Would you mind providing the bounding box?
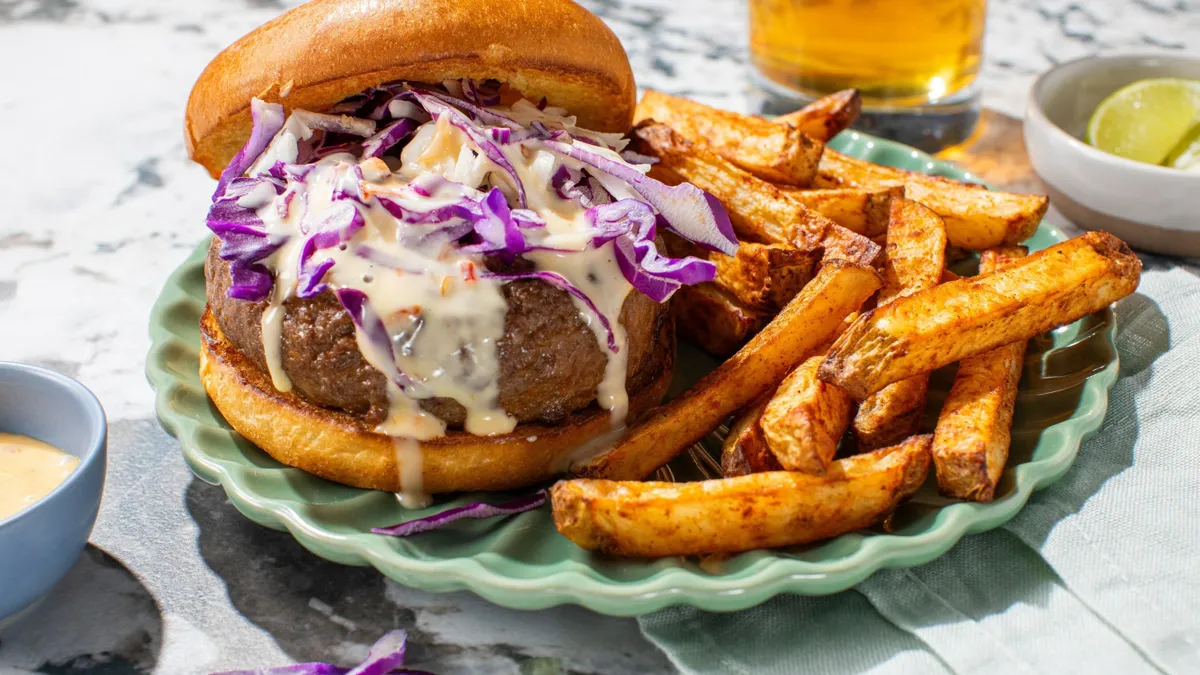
[750,0,987,151]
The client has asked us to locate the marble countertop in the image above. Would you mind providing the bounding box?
[0,0,1197,673]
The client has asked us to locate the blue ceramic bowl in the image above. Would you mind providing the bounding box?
[0,363,106,623]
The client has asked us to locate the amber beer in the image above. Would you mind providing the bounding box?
[750,0,987,109]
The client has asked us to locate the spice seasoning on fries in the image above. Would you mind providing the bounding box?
[550,90,1140,558]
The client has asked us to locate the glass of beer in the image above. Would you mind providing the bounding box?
[749,0,987,151]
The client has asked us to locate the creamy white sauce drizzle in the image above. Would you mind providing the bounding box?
[246,89,648,466]
[526,247,631,424]
[393,436,431,509]
[260,297,291,392]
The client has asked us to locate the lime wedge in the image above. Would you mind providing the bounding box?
[1165,121,1200,171]
[1085,78,1200,166]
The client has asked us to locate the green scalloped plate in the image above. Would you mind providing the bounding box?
[147,131,1118,616]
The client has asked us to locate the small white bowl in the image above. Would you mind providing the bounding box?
[1025,54,1200,257]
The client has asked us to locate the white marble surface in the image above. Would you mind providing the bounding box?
[0,0,1197,673]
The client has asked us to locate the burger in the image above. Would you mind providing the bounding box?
[185,0,737,500]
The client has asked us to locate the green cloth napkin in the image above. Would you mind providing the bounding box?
[640,256,1200,674]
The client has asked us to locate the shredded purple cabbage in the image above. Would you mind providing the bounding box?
[214,99,285,200]
[353,245,428,274]
[372,491,548,537]
[346,630,408,675]
[461,78,502,107]
[207,80,734,310]
[588,200,716,302]
[536,139,738,255]
[331,164,367,203]
[209,630,432,675]
[223,259,275,301]
[551,165,612,209]
[206,177,289,301]
[362,118,417,159]
[378,196,481,226]
[296,237,336,299]
[464,188,530,255]
[300,201,365,247]
[212,663,348,675]
[277,189,297,220]
[418,87,520,130]
[402,90,527,206]
[268,162,315,183]
[361,92,407,121]
[486,119,568,146]
[620,149,660,166]
[406,173,460,198]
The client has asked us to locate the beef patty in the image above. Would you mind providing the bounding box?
[204,240,669,427]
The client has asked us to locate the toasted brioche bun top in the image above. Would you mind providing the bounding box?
[185,0,636,177]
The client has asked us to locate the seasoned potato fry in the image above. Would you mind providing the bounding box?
[665,236,820,311]
[714,244,819,310]
[775,186,901,238]
[875,199,948,299]
[720,398,779,477]
[578,261,882,481]
[673,284,768,357]
[635,90,821,185]
[933,246,1029,502]
[820,232,1142,400]
[854,378,928,450]
[552,435,932,557]
[853,199,947,448]
[814,149,1049,250]
[760,354,853,474]
[725,310,859,477]
[633,123,880,266]
[775,89,862,142]
[832,434,933,499]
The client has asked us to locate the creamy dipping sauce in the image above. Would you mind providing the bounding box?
[0,433,79,521]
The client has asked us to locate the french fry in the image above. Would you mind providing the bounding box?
[632,122,881,266]
[760,354,853,475]
[723,309,860,478]
[852,199,947,449]
[814,149,1049,250]
[635,90,822,186]
[665,237,820,311]
[578,261,882,481]
[894,436,935,499]
[673,284,768,357]
[875,198,949,298]
[820,231,1142,400]
[933,246,1029,502]
[552,435,932,557]
[720,398,779,477]
[775,89,862,142]
[775,186,902,238]
[854,378,929,450]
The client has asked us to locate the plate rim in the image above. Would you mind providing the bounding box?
[146,131,1120,616]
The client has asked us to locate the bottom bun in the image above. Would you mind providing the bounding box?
[198,306,674,493]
